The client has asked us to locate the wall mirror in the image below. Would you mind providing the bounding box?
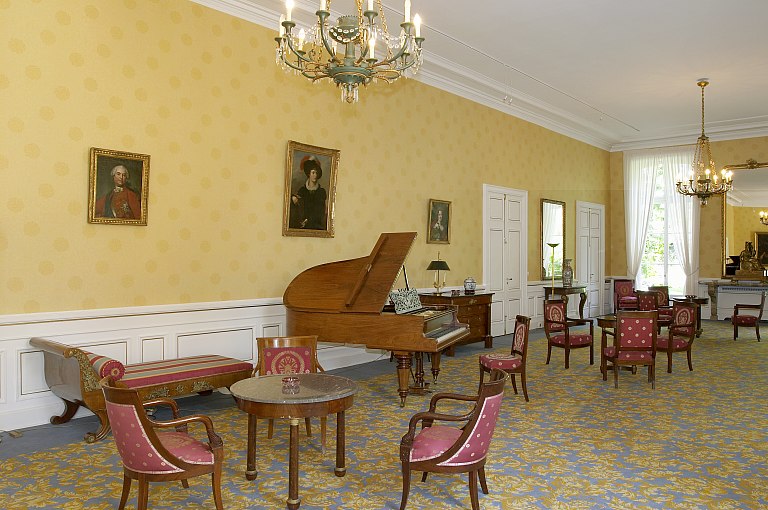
[541,199,565,280]
[721,160,768,277]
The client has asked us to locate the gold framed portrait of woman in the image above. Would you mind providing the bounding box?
[282,140,340,238]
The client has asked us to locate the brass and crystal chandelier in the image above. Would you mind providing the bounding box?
[675,79,733,206]
[759,211,768,225]
[275,0,424,103]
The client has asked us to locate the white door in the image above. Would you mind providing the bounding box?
[576,201,605,317]
[484,185,527,336]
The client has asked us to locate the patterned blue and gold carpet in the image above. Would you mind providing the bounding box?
[1,320,766,509]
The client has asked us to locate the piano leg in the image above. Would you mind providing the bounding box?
[430,352,441,384]
[408,352,431,396]
[393,351,413,407]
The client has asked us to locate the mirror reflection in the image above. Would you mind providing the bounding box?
[541,199,565,280]
[723,166,768,276]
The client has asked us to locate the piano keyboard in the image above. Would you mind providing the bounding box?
[425,324,467,340]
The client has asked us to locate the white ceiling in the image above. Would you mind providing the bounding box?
[197,0,768,152]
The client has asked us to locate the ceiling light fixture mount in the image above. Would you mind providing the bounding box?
[675,79,733,206]
[275,0,424,104]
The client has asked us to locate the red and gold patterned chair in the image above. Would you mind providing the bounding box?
[101,377,224,510]
[648,284,674,327]
[254,335,327,448]
[399,368,506,510]
[731,291,766,342]
[603,310,658,389]
[479,315,530,401]
[613,279,638,311]
[657,301,697,373]
[543,299,594,369]
[636,290,668,332]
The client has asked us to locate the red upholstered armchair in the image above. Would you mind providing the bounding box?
[101,377,224,510]
[731,291,766,341]
[479,315,530,401]
[254,335,327,448]
[603,310,658,389]
[543,299,594,369]
[613,279,638,312]
[657,301,697,373]
[399,369,506,510]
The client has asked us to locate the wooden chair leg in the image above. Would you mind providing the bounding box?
[509,373,518,395]
[320,416,327,452]
[757,325,761,341]
[478,466,489,494]
[687,349,693,371]
[118,474,131,510]
[468,470,480,510]
[520,372,529,402]
[137,477,149,510]
[181,479,190,488]
[212,463,224,510]
[667,350,673,373]
[564,346,570,369]
[421,472,428,482]
[267,418,274,439]
[545,343,552,365]
[613,362,619,389]
[399,464,411,510]
[589,343,594,365]
[304,417,312,437]
[733,323,738,340]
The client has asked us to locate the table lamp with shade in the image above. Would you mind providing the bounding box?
[427,254,450,294]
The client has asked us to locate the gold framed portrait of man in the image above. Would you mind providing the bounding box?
[87,147,150,225]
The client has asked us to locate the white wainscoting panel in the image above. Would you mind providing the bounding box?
[19,350,47,396]
[177,328,254,361]
[141,336,165,362]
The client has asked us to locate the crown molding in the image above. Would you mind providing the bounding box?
[192,0,768,153]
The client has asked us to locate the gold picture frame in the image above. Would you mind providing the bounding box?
[282,140,340,238]
[427,199,451,244]
[87,147,150,225]
[755,231,768,266]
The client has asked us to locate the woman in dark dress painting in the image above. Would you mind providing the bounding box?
[290,156,327,230]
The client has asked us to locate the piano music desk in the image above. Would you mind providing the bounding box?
[419,292,494,355]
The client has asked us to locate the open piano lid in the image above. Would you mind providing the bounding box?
[283,232,417,314]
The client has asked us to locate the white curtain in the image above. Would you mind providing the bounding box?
[662,147,700,294]
[623,150,658,280]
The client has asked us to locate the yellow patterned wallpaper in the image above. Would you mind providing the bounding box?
[0,0,610,314]
[609,136,768,278]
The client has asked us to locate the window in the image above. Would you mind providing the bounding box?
[636,165,685,295]
[624,146,698,296]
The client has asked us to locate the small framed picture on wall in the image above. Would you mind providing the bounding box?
[282,140,340,238]
[87,147,150,225]
[427,199,451,244]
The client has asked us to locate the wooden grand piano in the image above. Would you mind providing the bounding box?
[283,232,470,406]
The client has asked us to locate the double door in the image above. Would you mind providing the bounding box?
[576,201,605,317]
[484,185,527,336]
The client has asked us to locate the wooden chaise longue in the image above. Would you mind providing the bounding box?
[30,337,253,443]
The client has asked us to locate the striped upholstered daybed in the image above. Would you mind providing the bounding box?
[29,337,253,443]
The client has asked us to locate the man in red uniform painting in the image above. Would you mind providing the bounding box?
[94,164,141,219]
